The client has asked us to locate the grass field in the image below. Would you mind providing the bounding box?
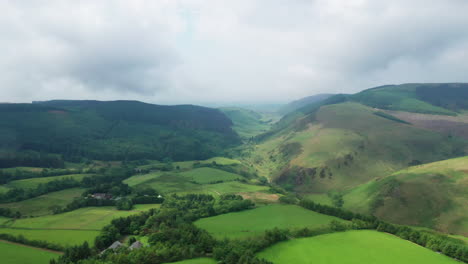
[0,205,160,246]
[0,228,100,247]
[166,258,217,264]
[258,230,459,264]
[5,174,94,189]
[179,167,242,184]
[0,240,60,264]
[195,204,345,239]
[0,188,86,216]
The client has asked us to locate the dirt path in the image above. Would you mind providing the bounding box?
[0,239,63,255]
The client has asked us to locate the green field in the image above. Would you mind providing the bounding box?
[258,230,459,264]
[179,167,242,184]
[0,240,60,264]
[220,107,272,138]
[166,258,217,264]
[0,205,160,246]
[0,188,86,216]
[5,174,93,189]
[195,204,345,239]
[0,228,99,247]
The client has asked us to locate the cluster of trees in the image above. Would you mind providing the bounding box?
[0,167,84,184]
[0,207,21,218]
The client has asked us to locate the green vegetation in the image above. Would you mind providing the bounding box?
[195,204,345,239]
[350,83,468,115]
[0,228,99,247]
[278,94,334,115]
[0,188,85,216]
[258,230,459,264]
[179,167,242,184]
[0,100,240,164]
[344,156,468,235]
[0,240,60,264]
[5,174,93,189]
[166,258,217,264]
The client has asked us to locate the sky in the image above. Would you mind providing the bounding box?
[1,0,468,105]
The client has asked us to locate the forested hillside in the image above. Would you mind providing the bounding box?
[0,100,240,166]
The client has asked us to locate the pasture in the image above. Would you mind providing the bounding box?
[179,167,242,184]
[195,204,344,239]
[5,174,93,189]
[257,230,459,264]
[0,240,60,264]
[0,188,86,216]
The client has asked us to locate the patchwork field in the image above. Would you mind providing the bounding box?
[0,188,86,216]
[0,240,60,264]
[257,230,459,264]
[0,205,160,246]
[5,174,94,189]
[195,204,345,239]
[179,167,242,184]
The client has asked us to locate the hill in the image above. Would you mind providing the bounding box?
[350,83,468,115]
[0,100,240,166]
[278,94,334,115]
[343,156,468,235]
[250,102,467,193]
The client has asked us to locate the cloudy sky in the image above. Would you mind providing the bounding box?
[1,0,468,105]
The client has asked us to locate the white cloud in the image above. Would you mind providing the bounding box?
[0,0,467,104]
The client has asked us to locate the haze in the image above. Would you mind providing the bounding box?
[1,0,468,104]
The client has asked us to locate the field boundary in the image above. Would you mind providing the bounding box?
[0,239,63,254]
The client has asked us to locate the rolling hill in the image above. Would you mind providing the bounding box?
[278,94,334,115]
[343,156,468,235]
[0,100,240,166]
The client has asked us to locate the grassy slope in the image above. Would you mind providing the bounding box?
[195,204,345,239]
[0,240,60,264]
[343,156,468,235]
[0,188,86,216]
[258,230,459,264]
[350,83,468,115]
[252,102,467,192]
[220,107,272,138]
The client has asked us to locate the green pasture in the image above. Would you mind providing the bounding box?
[5,174,93,189]
[258,230,459,264]
[195,204,345,239]
[0,240,60,264]
[179,167,242,184]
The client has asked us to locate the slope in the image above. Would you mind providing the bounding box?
[343,156,468,235]
[0,100,240,165]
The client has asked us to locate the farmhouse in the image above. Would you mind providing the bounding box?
[129,241,143,250]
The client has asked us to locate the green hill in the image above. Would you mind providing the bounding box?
[0,100,240,166]
[351,83,468,115]
[251,102,467,193]
[343,156,468,235]
[278,94,334,115]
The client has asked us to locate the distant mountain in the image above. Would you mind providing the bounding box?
[219,107,275,139]
[0,100,240,166]
[279,94,334,115]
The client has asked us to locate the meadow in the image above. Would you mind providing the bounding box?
[179,167,242,184]
[257,230,460,264]
[195,204,345,239]
[0,188,86,216]
[5,173,93,189]
[0,205,160,246]
[0,240,60,264]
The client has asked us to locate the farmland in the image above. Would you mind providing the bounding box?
[257,230,460,264]
[5,174,94,189]
[195,204,345,239]
[0,240,60,264]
